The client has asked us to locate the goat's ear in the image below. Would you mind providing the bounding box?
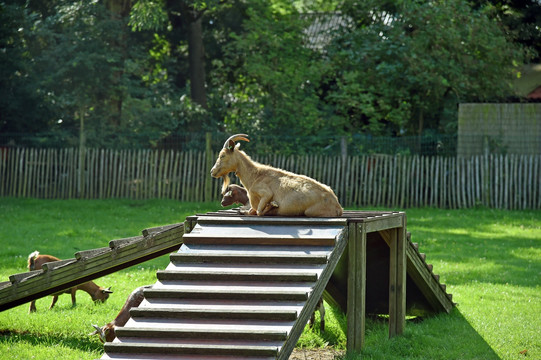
[102,287,113,294]
[226,139,235,152]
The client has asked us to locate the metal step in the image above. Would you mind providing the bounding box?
[143,287,309,301]
[104,342,279,357]
[114,327,288,341]
[169,252,328,265]
[156,269,318,282]
[182,234,335,246]
[130,307,298,321]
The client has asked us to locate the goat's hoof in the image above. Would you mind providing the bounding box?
[270,200,279,208]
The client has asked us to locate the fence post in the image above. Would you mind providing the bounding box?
[483,136,490,207]
[78,111,86,199]
[204,132,213,202]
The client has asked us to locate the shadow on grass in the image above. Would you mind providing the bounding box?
[344,308,502,360]
[0,329,103,354]
[303,301,501,360]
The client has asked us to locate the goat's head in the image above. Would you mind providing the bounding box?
[210,134,249,178]
[90,324,114,343]
[92,286,113,303]
[221,184,248,207]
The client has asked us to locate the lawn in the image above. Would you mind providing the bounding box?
[0,198,539,360]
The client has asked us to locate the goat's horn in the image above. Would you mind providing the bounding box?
[223,134,249,150]
[102,287,113,294]
[89,324,101,336]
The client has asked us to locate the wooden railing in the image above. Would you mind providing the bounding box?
[0,147,539,209]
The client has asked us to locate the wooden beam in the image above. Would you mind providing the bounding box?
[347,222,366,353]
[387,217,406,338]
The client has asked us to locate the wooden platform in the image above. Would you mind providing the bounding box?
[101,209,454,360]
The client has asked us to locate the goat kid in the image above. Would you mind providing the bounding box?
[211,134,343,217]
[90,285,149,343]
[221,183,249,207]
[27,251,112,313]
[221,183,278,214]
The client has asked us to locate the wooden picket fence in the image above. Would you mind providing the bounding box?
[0,147,539,209]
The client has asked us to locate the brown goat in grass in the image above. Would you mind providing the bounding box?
[27,251,112,313]
[90,285,149,343]
[211,134,343,217]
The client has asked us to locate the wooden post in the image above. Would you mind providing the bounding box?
[388,215,406,337]
[347,222,366,353]
[78,110,86,198]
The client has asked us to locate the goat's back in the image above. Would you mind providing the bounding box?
[28,251,60,271]
[249,166,343,217]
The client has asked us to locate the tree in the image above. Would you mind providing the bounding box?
[216,2,340,155]
[470,0,541,62]
[325,0,525,137]
[130,0,227,134]
[0,3,53,137]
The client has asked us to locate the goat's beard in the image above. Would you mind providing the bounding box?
[221,175,231,195]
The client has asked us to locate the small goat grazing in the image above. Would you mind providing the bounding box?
[211,134,343,217]
[90,285,149,343]
[27,251,113,313]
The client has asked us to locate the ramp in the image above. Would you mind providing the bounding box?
[101,210,454,360]
[0,224,184,312]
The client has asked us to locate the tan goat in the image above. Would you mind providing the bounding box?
[27,251,113,312]
[210,134,343,217]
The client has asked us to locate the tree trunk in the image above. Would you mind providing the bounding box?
[185,9,208,110]
[105,0,132,127]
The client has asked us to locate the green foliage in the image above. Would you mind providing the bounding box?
[326,0,525,136]
[218,2,337,155]
[129,0,168,32]
[0,0,532,152]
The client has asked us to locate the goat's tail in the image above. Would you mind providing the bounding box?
[28,250,40,271]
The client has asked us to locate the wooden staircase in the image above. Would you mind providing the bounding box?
[102,216,348,360]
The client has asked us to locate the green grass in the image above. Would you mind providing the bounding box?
[0,199,540,360]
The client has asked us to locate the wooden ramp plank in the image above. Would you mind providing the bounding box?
[0,223,184,312]
[115,327,288,341]
[169,252,328,265]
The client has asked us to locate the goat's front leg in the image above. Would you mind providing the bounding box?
[70,288,77,306]
[260,200,279,216]
[49,295,59,310]
[256,192,274,216]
